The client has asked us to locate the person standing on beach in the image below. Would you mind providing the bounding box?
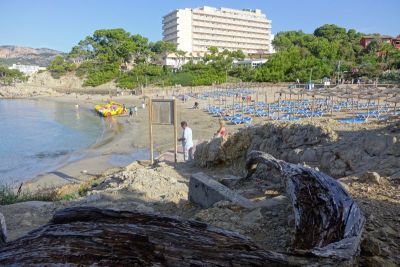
[178,121,193,162]
[134,106,138,115]
[215,120,227,138]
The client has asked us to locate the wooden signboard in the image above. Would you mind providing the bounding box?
[148,99,178,164]
[151,100,175,125]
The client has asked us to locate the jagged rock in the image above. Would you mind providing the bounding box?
[194,121,400,179]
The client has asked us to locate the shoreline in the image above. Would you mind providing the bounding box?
[17,92,224,192]
[19,95,144,191]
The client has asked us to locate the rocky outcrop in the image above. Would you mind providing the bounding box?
[194,121,400,179]
[0,84,59,98]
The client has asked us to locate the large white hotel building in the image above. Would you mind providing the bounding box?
[162,6,272,67]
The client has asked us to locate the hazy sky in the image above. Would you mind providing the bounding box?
[1,0,399,52]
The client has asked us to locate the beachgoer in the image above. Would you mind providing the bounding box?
[134,106,138,115]
[178,121,193,162]
[215,120,227,138]
[141,100,145,109]
[129,107,133,116]
[193,102,199,109]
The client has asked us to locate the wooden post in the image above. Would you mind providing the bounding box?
[148,98,154,165]
[311,95,315,122]
[173,100,178,163]
[256,89,259,103]
[233,95,235,116]
[277,98,280,119]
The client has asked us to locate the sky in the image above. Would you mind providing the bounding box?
[1,0,399,52]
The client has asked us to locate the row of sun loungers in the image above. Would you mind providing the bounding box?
[197,89,398,125]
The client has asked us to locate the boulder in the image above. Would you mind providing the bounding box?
[189,173,254,209]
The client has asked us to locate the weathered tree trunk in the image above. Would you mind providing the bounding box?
[246,151,365,259]
[0,207,316,266]
[0,213,6,246]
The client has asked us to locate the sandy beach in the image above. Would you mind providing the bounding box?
[20,92,237,191]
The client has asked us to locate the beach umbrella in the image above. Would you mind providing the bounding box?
[381,88,399,109]
[337,93,358,123]
[373,92,387,113]
[359,94,379,120]
[318,91,334,115]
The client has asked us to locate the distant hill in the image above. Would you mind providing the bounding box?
[0,45,64,67]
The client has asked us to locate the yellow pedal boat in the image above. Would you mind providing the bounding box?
[95,102,127,117]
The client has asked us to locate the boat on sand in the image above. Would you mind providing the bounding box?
[95,102,127,117]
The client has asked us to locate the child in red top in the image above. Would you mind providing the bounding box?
[216,120,227,138]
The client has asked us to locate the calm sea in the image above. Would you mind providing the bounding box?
[0,99,104,184]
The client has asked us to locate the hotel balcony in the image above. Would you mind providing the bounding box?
[192,20,270,35]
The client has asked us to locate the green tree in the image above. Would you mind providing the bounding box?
[47,56,76,79]
[314,24,347,41]
[0,66,26,85]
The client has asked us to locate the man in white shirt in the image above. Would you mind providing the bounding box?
[178,121,193,162]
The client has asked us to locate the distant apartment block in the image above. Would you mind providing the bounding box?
[9,64,45,75]
[162,6,273,56]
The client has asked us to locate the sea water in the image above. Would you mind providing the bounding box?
[0,99,104,184]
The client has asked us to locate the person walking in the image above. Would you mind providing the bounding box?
[178,121,193,162]
[134,106,138,115]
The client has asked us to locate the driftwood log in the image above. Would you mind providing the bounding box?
[0,206,323,266]
[246,151,365,259]
[0,213,6,246]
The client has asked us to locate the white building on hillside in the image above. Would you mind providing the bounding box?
[162,6,273,68]
[233,58,267,68]
[9,64,45,75]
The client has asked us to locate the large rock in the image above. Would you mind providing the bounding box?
[194,121,400,179]
[189,172,254,209]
